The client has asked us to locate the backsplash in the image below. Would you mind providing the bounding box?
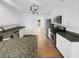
[53,23,79,34]
[66,26,79,34]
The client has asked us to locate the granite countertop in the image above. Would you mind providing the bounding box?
[57,30,79,42]
[0,26,25,35]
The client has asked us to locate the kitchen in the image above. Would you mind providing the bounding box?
[0,0,79,58]
[45,0,79,58]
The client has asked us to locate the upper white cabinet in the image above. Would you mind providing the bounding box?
[61,0,79,27]
[60,7,69,26]
[67,0,79,27]
[56,33,79,58]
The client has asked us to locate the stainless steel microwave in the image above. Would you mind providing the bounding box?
[53,15,62,24]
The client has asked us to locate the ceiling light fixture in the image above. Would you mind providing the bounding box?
[60,0,64,2]
[30,4,39,15]
[5,0,10,2]
[31,0,39,3]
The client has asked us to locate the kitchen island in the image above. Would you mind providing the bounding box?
[0,26,25,41]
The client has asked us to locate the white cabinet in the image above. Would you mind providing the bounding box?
[19,28,25,38]
[56,34,71,58]
[56,33,79,58]
[71,43,79,58]
[60,0,79,27]
[60,5,70,26]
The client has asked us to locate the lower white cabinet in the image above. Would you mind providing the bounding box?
[19,28,25,38]
[71,42,79,58]
[56,33,79,58]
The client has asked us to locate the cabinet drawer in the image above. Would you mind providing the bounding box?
[57,34,71,45]
[61,36,71,46]
[56,40,62,53]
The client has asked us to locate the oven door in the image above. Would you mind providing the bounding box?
[50,32,56,47]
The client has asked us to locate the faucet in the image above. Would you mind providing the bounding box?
[0,27,5,32]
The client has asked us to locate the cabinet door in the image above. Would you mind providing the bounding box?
[60,6,69,26]
[19,28,25,38]
[56,34,63,54]
[61,40,71,58]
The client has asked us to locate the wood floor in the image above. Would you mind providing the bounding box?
[36,27,62,58]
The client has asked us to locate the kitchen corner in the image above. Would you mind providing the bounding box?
[54,26,79,58]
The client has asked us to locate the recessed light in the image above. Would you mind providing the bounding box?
[4,0,15,6]
[31,0,39,3]
[4,0,11,3]
[60,0,64,2]
[4,0,12,4]
[5,0,10,2]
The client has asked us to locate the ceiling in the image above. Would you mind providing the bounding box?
[0,0,70,15]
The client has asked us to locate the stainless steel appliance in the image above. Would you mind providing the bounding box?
[53,15,62,24]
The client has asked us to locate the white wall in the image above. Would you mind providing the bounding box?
[64,0,79,34]
[21,13,48,35]
[0,3,46,35]
[21,14,38,35]
[0,4,22,28]
[50,0,79,34]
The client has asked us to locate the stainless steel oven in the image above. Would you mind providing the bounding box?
[48,24,56,47]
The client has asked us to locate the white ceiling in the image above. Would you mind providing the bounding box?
[0,0,70,15]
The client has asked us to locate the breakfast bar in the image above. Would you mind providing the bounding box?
[0,26,25,41]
